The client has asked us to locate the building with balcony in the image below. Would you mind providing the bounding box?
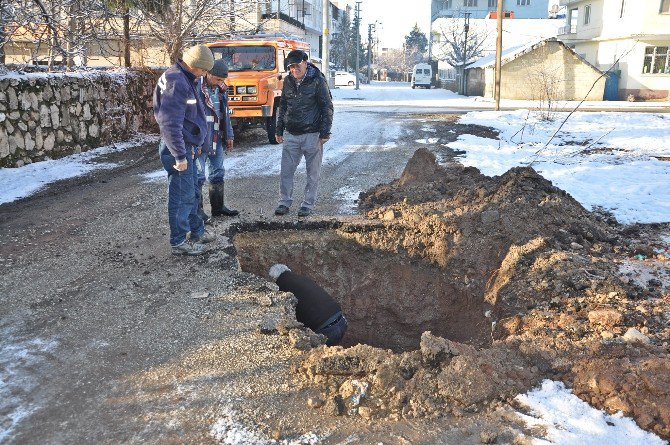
[558,0,670,100]
[431,0,551,20]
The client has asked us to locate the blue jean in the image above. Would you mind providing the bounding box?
[159,141,204,246]
[316,314,348,346]
[196,144,225,188]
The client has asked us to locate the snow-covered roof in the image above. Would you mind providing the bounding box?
[467,38,603,74]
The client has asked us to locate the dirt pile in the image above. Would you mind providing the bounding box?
[234,148,670,438]
[296,332,544,421]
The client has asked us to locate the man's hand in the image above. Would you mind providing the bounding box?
[226,139,234,153]
[173,158,188,171]
[276,134,283,144]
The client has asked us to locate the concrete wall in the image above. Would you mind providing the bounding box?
[0,69,160,168]
[470,40,605,100]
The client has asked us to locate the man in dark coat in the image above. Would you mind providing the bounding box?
[269,264,347,346]
[274,49,334,218]
[196,59,238,223]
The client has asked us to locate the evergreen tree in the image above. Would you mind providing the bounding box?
[404,24,427,54]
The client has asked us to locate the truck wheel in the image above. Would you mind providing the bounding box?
[266,103,279,144]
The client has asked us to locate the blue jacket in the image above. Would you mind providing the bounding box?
[198,80,234,155]
[153,60,208,160]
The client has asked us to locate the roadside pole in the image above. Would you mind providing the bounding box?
[354,1,361,90]
[322,0,333,88]
[494,0,504,110]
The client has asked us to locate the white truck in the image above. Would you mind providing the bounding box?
[411,63,432,89]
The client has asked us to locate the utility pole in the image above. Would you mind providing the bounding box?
[367,22,376,84]
[461,12,471,95]
[494,0,504,110]
[354,1,361,90]
[322,0,333,87]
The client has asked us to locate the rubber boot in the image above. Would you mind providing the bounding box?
[210,182,239,217]
[197,185,212,225]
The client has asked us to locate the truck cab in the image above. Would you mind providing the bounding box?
[207,37,310,144]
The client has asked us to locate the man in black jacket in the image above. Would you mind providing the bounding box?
[274,50,334,218]
[269,264,347,346]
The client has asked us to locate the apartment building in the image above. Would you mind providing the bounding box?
[558,0,670,100]
[4,0,336,66]
[431,0,551,19]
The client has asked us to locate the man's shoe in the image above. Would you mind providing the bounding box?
[297,207,312,217]
[219,206,239,217]
[199,210,212,225]
[191,229,216,244]
[171,241,205,256]
[274,205,290,216]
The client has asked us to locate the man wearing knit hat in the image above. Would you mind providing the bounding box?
[269,263,347,346]
[195,58,238,223]
[154,44,217,255]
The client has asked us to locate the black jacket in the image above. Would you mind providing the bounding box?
[276,63,334,139]
[276,270,341,331]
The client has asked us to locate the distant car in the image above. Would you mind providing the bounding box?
[334,71,357,86]
[411,63,432,89]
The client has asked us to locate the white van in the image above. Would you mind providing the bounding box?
[411,63,432,89]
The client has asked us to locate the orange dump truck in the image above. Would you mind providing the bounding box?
[207,36,311,144]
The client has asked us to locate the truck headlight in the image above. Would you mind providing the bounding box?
[237,86,247,94]
[247,86,257,94]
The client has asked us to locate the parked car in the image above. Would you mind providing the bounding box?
[334,71,357,86]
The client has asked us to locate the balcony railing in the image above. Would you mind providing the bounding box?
[559,24,577,34]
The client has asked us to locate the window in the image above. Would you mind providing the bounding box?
[443,0,453,8]
[661,0,670,13]
[488,0,497,7]
[517,0,531,5]
[584,4,591,24]
[643,46,670,74]
[463,0,477,6]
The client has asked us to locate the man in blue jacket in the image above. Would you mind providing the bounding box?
[196,59,238,223]
[154,44,217,255]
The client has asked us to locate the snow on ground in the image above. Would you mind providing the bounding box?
[452,110,670,224]
[210,406,321,445]
[331,81,670,112]
[0,134,158,205]
[0,322,58,443]
[514,380,667,445]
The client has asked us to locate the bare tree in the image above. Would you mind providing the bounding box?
[132,0,271,64]
[434,17,489,93]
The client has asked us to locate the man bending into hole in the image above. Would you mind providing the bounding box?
[269,264,347,346]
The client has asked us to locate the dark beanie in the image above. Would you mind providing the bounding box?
[210,59,229,78]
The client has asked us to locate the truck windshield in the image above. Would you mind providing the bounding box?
[210,46,276,72]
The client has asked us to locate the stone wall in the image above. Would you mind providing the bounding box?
[0,68,160,168]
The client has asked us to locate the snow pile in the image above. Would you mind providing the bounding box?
[515,380,668,445]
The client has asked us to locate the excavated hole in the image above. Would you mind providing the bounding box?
[235,228,492,352]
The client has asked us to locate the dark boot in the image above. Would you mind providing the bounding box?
[197,185,212,225]
[210,182,239,217]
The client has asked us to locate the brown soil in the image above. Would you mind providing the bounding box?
[234,148,670,439]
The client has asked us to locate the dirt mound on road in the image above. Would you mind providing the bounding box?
[235,148,670,438]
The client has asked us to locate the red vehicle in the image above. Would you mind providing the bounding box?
[207,36,311,144]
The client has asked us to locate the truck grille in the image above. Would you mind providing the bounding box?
[227,86,235,95]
